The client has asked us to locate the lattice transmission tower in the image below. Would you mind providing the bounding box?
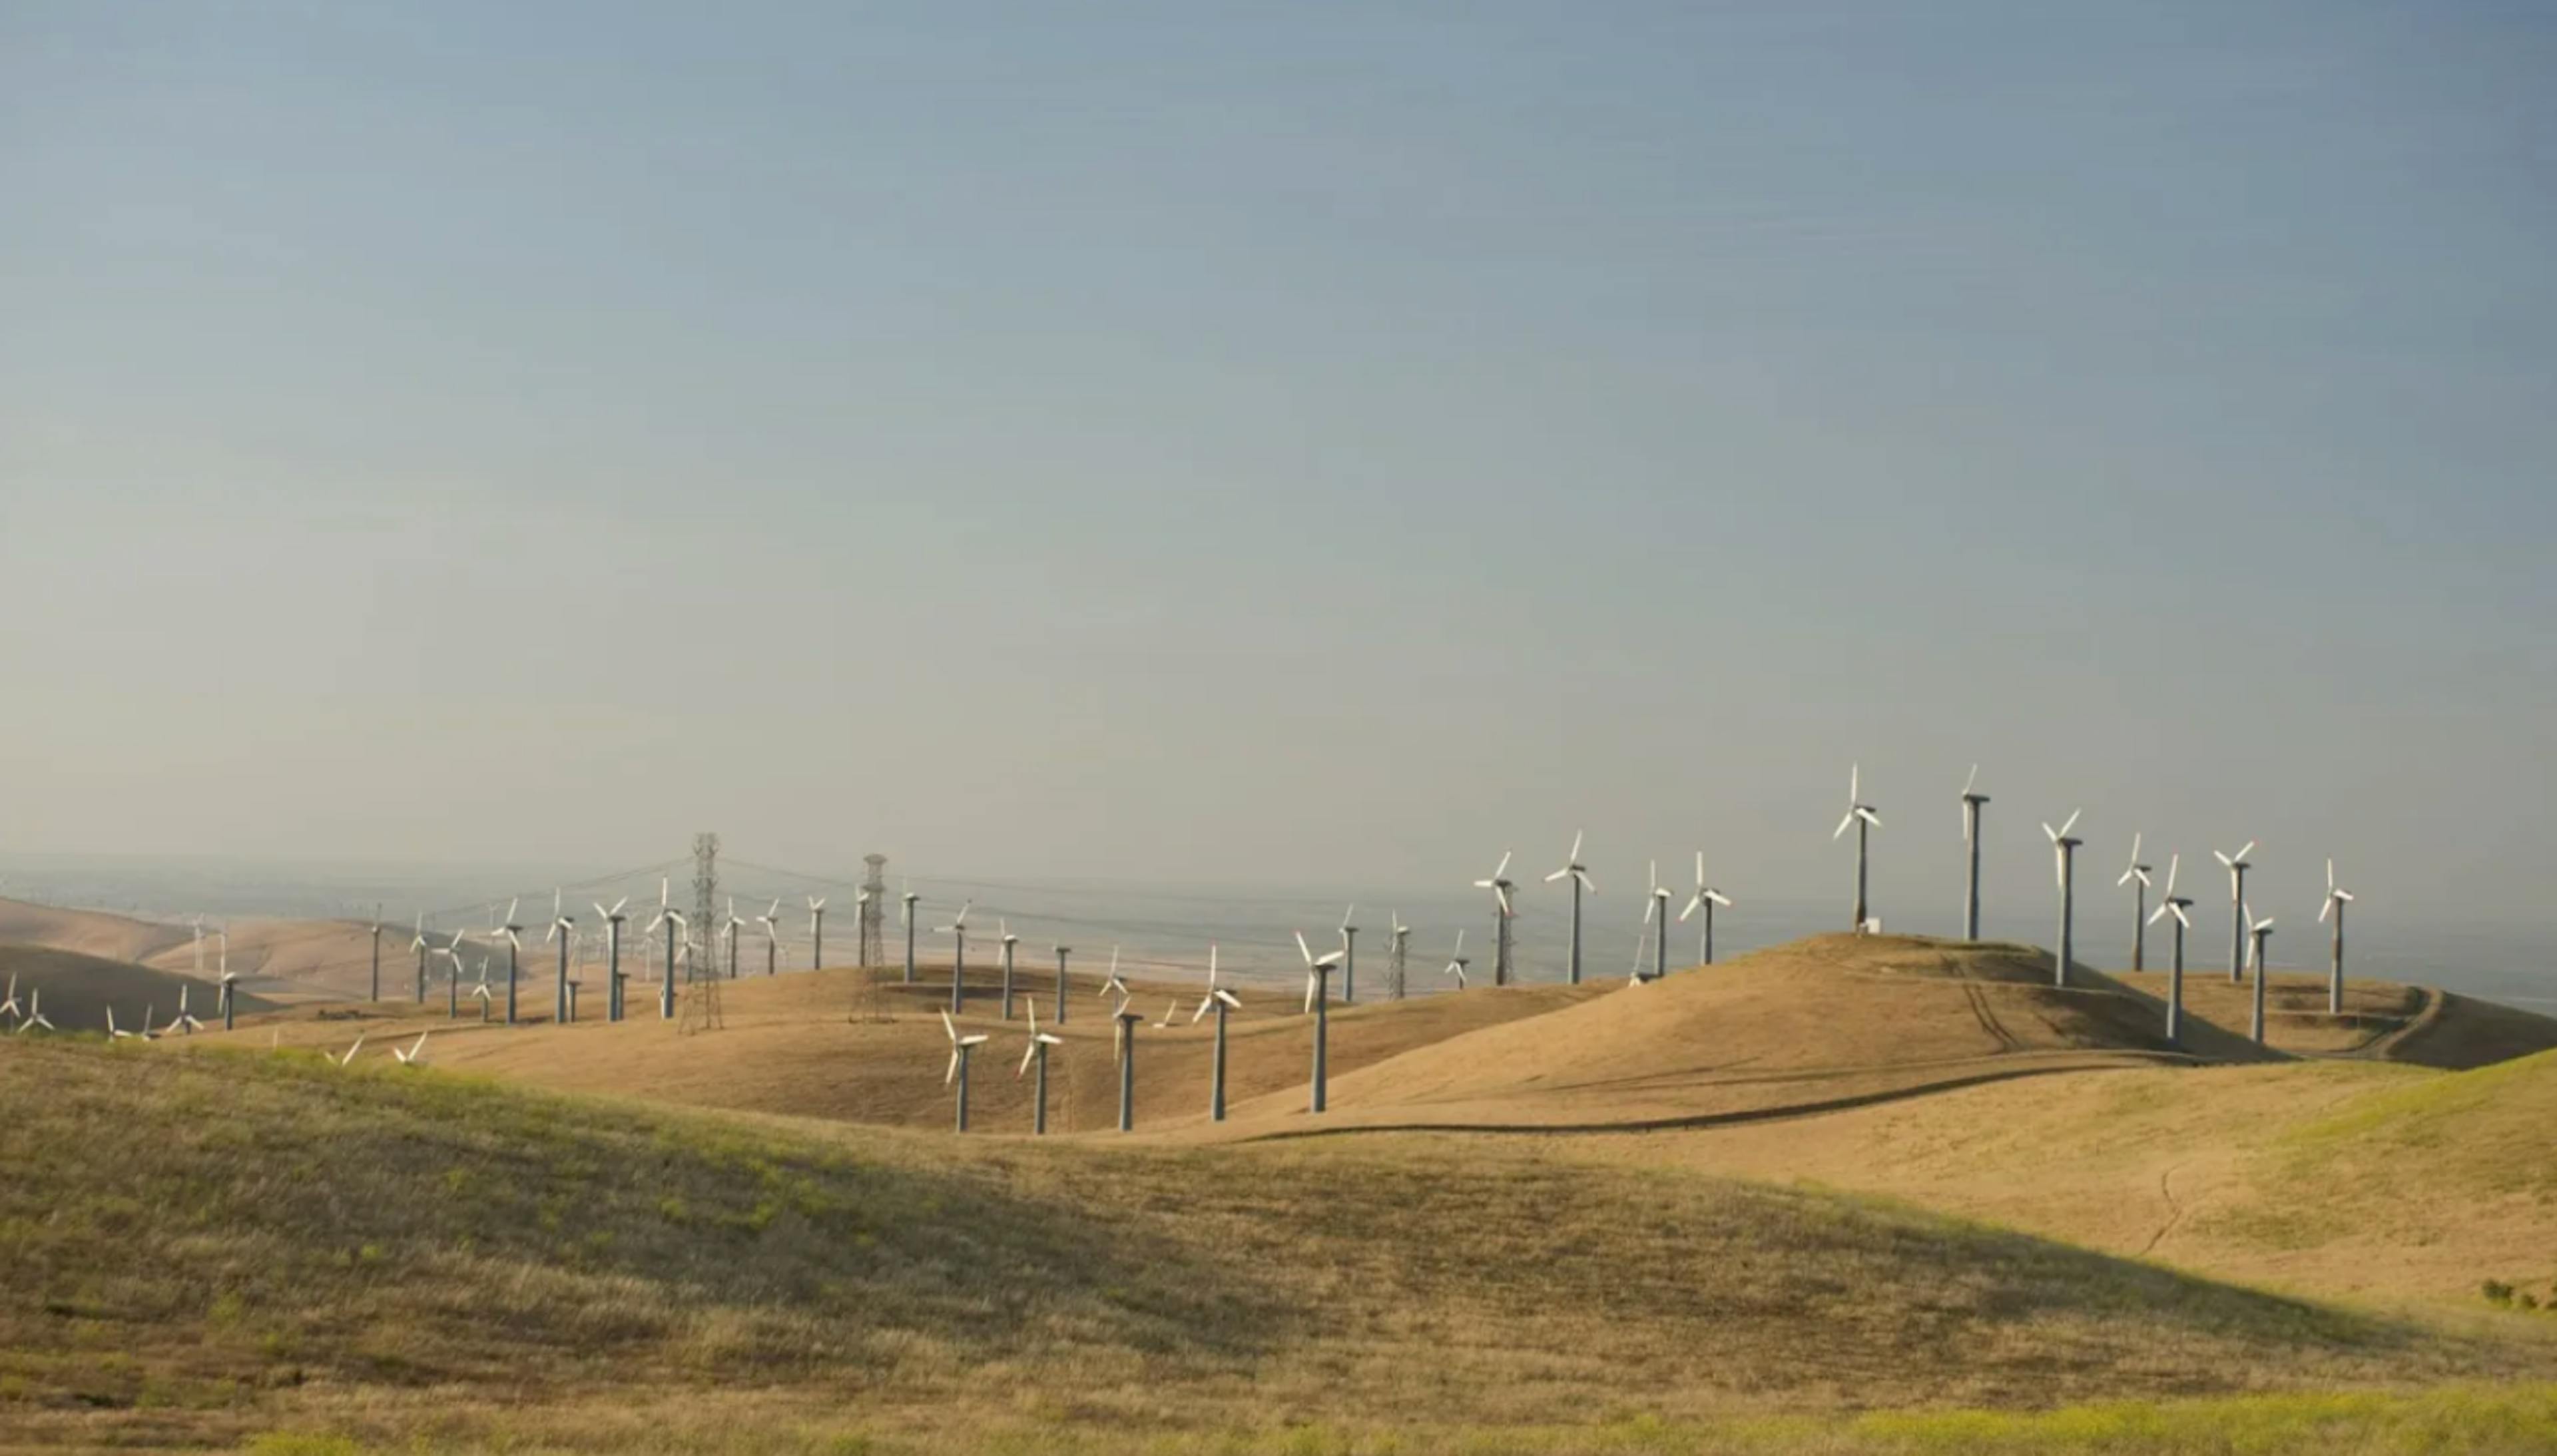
[860,854,887,969]
[680,832,724,1033]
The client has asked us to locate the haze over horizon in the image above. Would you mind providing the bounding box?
[5,3,2552,928]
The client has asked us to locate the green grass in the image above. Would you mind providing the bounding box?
[0,1041,2546,1451]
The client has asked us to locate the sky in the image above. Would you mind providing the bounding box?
[2,1,2552,931]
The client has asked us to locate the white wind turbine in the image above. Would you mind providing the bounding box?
[409,913,431,1004]
[756,899,782,977]
[2320,859,2357,1015]
[1017,1003,1063,1134]
[2245,904,2276,1044]
[1098,946,1130,1009]
[1544,832,1597,985]
[489,897,525,1025]
[1472,850,1517,985]
[2215,841,2257,985]
[647,878,685,1020]
[107,1005,139,1041]
[0,975,19,1025]
[1444,930,1470,989]
[164,985,205,1035]
[900,883,920,983]
[547,890,577,1023]
[1297,930,1344,1114]
[593,897,631,1020]
[1153,998,1181,1030]
[1638,859,1673,981]
[2043,808,2083,987]
[2118,834,2153,972]
[2146,853,2195,1047]
[1679,852,1733,966]
[1834,762,1882,932]
[807,895,828,971]
[1192,944,1243,1122]
[719,897,747,981]
[937,900,974,1014]
[1958,764,1991,940]
[12,988,53,1034]
[941,1009,990,1132]
[392,1031,431,1067]
[332,1035,367,1068]
[998,919,1023,1020]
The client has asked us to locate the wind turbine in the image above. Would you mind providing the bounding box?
[0,975,18,1026]
[107,1005,137,1041]
[900,883,919,983]
[2215,842,2256,985]
[1544,832,1596,985]
[369,909,383,1002]
[807,895,828,971]
[490,898,524,1026]
[1639,859,1673,981]
[1017,1004,1063,1134]
[2245,905,2275,1045]
[720,897,746,980]
[1191,945,1241,1122]
[593,897,630,1021]
[2146,854,2195,1047]
[937,901,973,1015]
[1051,944,1073,1024]
[215,928,237,1030]
[332,1035,366,1068]
[437,933,465,1019]
[1387,911,1411,999]
[164,985,204,1035]
[997,920,1021,1021]
[409,913,430,1003]
[1444,930,1470,989]
[546,891,577,1023]
[472,962,496,1022]
[1098,947,1130,1008]
[941,1010,989,1132]
[2321,859,2357,1016]
[756,899,782,977]
[1835,763,1882,932]
[1153,998,1180,1029]
[648,879,685,1019]
[1679,852,1733,966]
[392,1031,430,1066]
[1472,851,1516,986]
[13,988,53,1034]
[1959,764,1990,940]
[1297,930,1343,1114]
[2044,809,2083,987]
[2118,834,2153,972]
[1113,1000,1145,1132]
[1338,905,1359,1004]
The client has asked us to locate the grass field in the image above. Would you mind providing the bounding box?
[7,1039,2552,1451]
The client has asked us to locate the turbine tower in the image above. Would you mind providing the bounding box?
[545,891,576,1023]
[1337,905,1358,1003]
[1018,1004,1062,1134]
[1192,946,1239,1122]
[2215,842,2256,985]
[593,898,630,1021]
[756,899,782,977]
[648,878,685,1021]
[1387,912,1410,999]
[2146,854,2193,1047]
[1959,764,1990,940]
[997,920,1021,1021]
[368,908,383,1002]
[1835,763,1882,932]
[2320,859,2356,1015]
[2118,834,2152,972]
[1472,851,1516,987]
[807,896,827,971]
[938,901,973,1014]
[1052,944,1073,1024]
[1639,859,1671,981]
[900,883,920,984]
[1679,852,1732,966]
[1544,832,1595,985]
[409,914,430,1004]
[720,898,746,980]
[2246,906,2275,1044]
[1113,1001,1145,1132]
[1444,930,1470,989]
[491,899,524,1026]
[1297,931,1343,1114]
[2043,810,2082,987]
[940,1011,988,1133]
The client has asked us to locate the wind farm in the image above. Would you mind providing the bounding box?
[9,3,2554,1451]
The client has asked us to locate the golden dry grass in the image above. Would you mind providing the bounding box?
[5,1038,2550,1453]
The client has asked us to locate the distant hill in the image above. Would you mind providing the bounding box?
[0,943,277,1035]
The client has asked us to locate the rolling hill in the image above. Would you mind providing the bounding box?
[3,1037,2550,1453]
[0,943,276,1036]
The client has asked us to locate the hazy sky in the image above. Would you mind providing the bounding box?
[4,3,2552,927]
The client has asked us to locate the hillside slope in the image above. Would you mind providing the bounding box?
[0,943,276,1035]
[1,1039,2546,1452]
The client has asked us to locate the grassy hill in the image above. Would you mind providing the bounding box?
[0,943,276,1036]
[1539,1047,2557,1307]
[5,1038,2548,1452]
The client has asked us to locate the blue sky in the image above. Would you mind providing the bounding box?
[2,2,2551,927]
